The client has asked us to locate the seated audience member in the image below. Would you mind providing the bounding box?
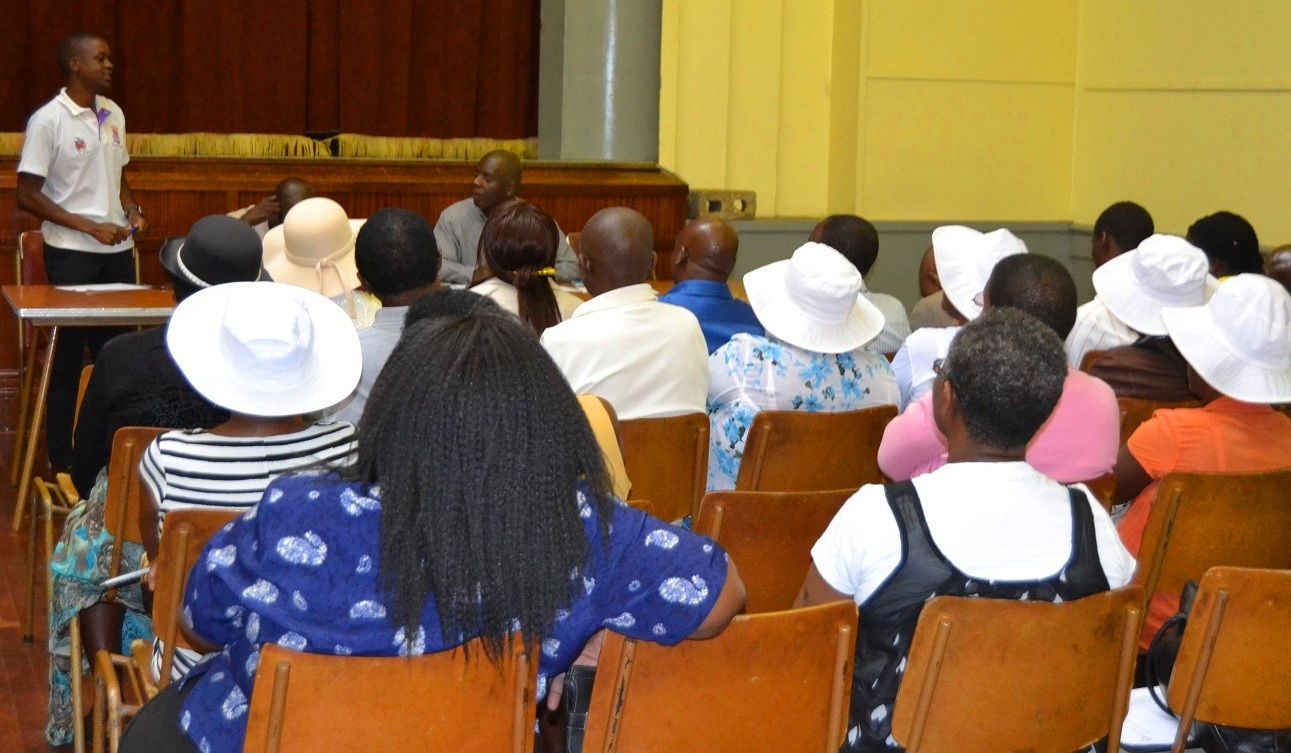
[891,226,1027,408]
[1067,201,1154,367]
[810,214,911,354]
[1114,274,1291,648]
[799,308,1135,753]
[471,200,584,332]
[1085,235,1218,403]
[541,207,709,419]
[333,208,441,425]
[1187,210,1263,278]
[262,197,379,327]
[1267,245,1291,294]
[879,254,1118,484]
[658,215,763,353]
[137,281,360,678]
[434,149,578,283]
[908,246,958,330]
[230,177,313,238]
[118,291,745,753]
[46,216,263,746]
[707,242,900,490]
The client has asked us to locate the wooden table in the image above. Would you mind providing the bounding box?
[3,285,175,531]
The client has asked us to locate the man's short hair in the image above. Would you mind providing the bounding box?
[984,254,1078,339]
[354,208,440,297]
[942,308,1068,449]
[1187,211,1263,275]
[814,215,880,276]
[57,33,101,77]
[1093,201,1154,252]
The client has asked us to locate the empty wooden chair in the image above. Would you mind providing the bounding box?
[1136,468,1291,645]
[619,412,708,521]
[735,405,898,492]
[582,601,857,752]
[891,586,1143,753]
[1117,396,1200,446]
[694,489,853,612]
[242,640,534,753]
[1165,566,1291,753]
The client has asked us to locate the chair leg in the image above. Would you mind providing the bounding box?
[22,487,38,642]
[10,330,39,486]
[71,617,86,753]
[14,326,60,531]
[91,668,105,753]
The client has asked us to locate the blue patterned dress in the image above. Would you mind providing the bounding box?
[706,333,901,490]
[176,473,729,753]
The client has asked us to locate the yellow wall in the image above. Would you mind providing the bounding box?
[660,1,1291,242]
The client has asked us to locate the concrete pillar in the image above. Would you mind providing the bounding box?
[538,0,662,162]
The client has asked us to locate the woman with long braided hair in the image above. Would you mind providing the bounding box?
[121,290,745,753]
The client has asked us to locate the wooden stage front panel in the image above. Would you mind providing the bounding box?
[0,157,689,429]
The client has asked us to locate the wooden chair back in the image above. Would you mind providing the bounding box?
[1117,397,1200,446]
[1078,349,1107,373]
[891,586,1143,753]
[1080,473,1116,512]
[694,489,854,612]
[101,426,167,599]
[17,230,47,285]
[242,640,533,753]
[1136,469,1291,624]
[582,601,857,753]
[1166,567,1291,750]
[619,412,708,521]
[735,405,898,492]
[152,507,240,688]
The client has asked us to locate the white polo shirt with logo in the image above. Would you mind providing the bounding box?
[17,88,134,254]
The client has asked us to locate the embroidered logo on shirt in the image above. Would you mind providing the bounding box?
[110,124,121,145]
[73,138,86,154]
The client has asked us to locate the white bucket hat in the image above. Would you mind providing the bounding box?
[932,226,1028,320]
[1092,234,1219,336]
[167,281,362,416]
[743,242,885,354]
[1162,274,1291,404]
[263,197,366,298]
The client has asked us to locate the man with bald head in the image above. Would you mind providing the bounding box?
[541,207,709,419]
[658,216,762,352]
[434,149,578,284]
[1267,246,1291,294]
[232,177,313,237]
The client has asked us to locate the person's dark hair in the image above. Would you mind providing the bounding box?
[354,208,440,298]
[983,254,1078,339]
[1187,211,1263,275]
[57,33,100,77]
[942,308,1067,449]
[477,201,562,334]
[347,290,613,658]
[813,215,880,276]
[1093,201,1154,252]
[404,287,493,328]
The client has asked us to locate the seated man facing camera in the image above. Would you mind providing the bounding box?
[798,308,1135,753]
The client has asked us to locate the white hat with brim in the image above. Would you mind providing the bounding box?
[1162,274,1291,404]
[262,197,365,298]
[167,281,362,417]
[743,242,885,354]
[933,225,1028,321]
[1094,234,1219,336]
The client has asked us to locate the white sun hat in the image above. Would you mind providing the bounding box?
[166,281,362,416]
[1161,274,1291,404]
[743,242,885,354]
[1092,234,1219,336]
[262,197,366,298]
[932,225,1028,321]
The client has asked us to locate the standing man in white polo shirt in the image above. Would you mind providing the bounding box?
[17,32,147,471]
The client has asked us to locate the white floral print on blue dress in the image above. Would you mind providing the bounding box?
[176,474,729,753]
[705,333,900,491]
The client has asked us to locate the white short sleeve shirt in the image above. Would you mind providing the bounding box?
[890,325,960,410]
[18,89,133,253]
[1065,297,1137,368]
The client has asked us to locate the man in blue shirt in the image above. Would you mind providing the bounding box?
[660,216,763,353]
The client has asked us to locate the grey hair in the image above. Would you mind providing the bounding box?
[942,308,1067,449]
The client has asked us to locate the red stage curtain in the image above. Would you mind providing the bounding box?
[1,0,539,138]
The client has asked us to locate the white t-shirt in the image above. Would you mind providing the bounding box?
[541,283,710,420]
[471,276,583,323]
[811,461,1137,605]
[859,288,911,356]
[889,325,960,409]
[18,89,133,253]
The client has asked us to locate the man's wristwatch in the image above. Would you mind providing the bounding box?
[127,203,144,217]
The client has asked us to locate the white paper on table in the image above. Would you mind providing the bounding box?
[54,283,152,293]
[1121,687,1196,752]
